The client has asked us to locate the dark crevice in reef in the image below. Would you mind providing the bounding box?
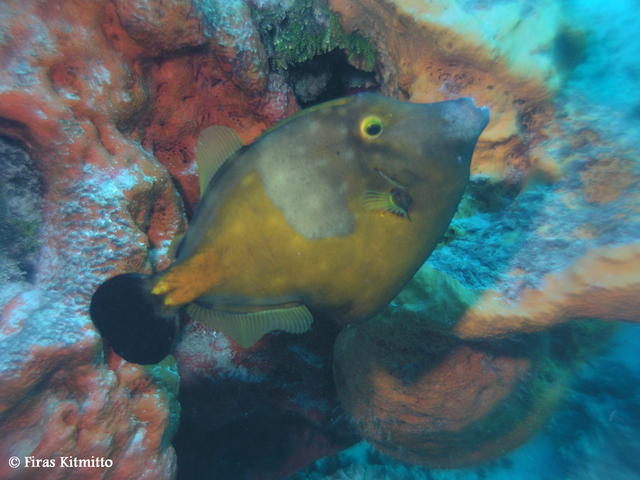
[175,410,318,480]
[286,49,379,107]
[464,176,523,213]
[251,0,380,107]
[0,117,33,145]
[0,135,43,284]
[552,26,588,75]
[173,321,357,479]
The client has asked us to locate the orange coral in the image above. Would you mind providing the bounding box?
[580,155,636,204]
[334,311,611,467]
[455,243,640,339]
[0,1,296,478]
[364,347,530,432]
[2,0,636,476]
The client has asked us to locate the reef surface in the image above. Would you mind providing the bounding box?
[0,0,638,479]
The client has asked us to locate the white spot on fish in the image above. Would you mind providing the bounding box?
[441,98,489,142]
[342,149,355,162]
[307,122,320,134]
[315,157,329,167]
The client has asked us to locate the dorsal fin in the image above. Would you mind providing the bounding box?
[196,125,244,197]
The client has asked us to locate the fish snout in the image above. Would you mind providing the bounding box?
[439,97,490,144]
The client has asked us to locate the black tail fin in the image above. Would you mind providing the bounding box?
[90,273,177,364]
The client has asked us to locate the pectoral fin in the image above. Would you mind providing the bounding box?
[187,303,313,348]
[362,189,412,219]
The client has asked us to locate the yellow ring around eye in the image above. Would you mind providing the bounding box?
[360,115,383,139]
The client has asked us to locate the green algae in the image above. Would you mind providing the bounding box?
[252,0,376,72]
[384,264,478,335]
[0,137,42,282]
[143,355,182,448]
[1,214,39,259]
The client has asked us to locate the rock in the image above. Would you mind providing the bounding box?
[0,0,295,478]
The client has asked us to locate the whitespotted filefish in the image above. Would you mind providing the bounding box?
[90,93,489,364]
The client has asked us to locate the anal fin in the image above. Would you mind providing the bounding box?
[187,303,313,348]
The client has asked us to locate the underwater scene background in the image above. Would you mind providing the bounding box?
[0,0,639,479]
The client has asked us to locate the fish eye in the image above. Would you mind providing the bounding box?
[360,115,383,139]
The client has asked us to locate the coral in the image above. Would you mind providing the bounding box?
[1,0,637,477]
[112,0,204,56]
[333,316,614,467]
[419,101,640,342]
[0,0,296,478]
[454,244,640,338]
[251,0,379,106]
[383,241,640,341]
[323,0,640,468]
[138,53,296,211]
[295,324,640,480]
[580,155,636,204]
[0,301,180,480]
[252,0,376,72]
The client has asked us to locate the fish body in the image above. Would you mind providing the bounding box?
[90,93,489,363]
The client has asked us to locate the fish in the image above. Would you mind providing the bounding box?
[90,93,489,364]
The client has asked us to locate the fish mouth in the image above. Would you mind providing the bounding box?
[435,97,490,146]
[454,97,490,135]
[375,168,408,190]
